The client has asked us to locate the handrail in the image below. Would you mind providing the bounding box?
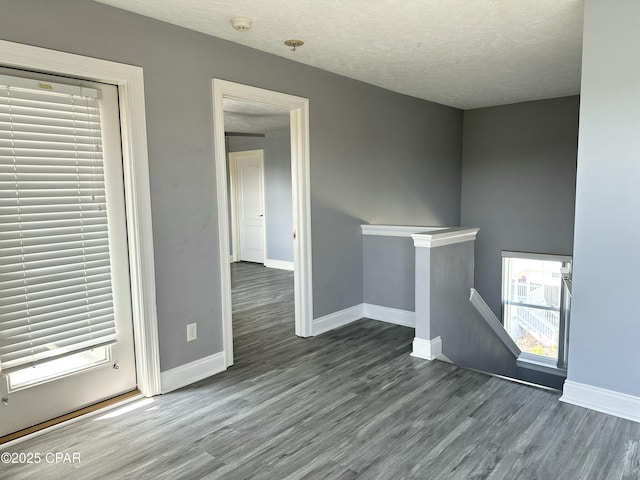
[469,288,521,358]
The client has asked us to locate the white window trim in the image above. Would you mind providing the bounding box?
[501,250,572,372]
[517,352,567,377]
[501,250,572,263]
[0,40,161,396]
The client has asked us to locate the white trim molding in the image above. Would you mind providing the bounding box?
[502,250,573,263]
[212,79,313,368]
[517,354,567,377]
[313,303,416,335]
[160,352,227,394]
[228,149,266,264]
[469,288,521,358]
[561,380,640,424]
[265,259,295,271]
[412,227,480,248]
[411,336,442,361]
[363,304,415,328]
[0,40,161,397]
[361,225,443,238]
[313,305,363,336]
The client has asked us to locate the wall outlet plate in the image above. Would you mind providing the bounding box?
[187,323,197,342]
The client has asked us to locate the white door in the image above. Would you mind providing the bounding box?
[231,150,265,264]
[0,73,137,437]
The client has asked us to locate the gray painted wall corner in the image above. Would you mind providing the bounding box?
[460,96,579,318]
[419,242,517,377]
[565,0,640,397]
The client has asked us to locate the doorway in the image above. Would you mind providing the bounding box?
[229,149,267,264]
[0,71,136,437]
[212,80,313,367]
[0,40,161,440]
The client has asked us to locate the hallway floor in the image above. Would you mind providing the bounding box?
[3,262,639,479]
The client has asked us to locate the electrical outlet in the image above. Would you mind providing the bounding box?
[187,323,197,342]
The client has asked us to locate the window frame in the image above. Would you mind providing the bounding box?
[501,250,572,371]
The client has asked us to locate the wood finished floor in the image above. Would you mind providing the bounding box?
[2,261,640,479]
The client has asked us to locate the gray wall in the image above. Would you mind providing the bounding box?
[567,0,640,397]
[418,242,517,377]
[227,128,293,263]
[460,97,579,316]
[0,0,463,371]
[363,236,415,311]
[264,129,293,262]
[309,79,462,318]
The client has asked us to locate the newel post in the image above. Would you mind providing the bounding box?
[410,228,479,361]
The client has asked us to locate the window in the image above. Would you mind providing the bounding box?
[0,73,118,377]
[502,251,571,369]
[7,347,110,392]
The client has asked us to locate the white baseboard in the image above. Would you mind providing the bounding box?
[160,352,226,394]
[560,380,640,423]
[313,304,363,336]
[314,303,417,336]
[411,336,442,361]
[363,303,415,328]
[264,259,294,271]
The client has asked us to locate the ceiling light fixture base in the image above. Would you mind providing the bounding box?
[284,39,304,51]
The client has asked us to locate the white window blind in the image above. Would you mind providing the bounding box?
[0,74,118,374]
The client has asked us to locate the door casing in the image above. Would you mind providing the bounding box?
[0,40,161,398]
[0,80,138,437]
[229,149,267,264]
[212,79,313,368]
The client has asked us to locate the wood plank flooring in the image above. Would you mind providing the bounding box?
[2,261,639,479]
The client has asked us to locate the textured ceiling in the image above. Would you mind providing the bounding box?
[223,98,289,133]
[94,0,584,110]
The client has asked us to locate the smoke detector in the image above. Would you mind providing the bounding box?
[231,17,252,31]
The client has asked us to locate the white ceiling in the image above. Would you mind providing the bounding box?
[94,0,584,110]
[223,98,289,133]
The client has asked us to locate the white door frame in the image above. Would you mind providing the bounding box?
[212,79,313,367]
[229,149,267,264]
[0,40,162,396]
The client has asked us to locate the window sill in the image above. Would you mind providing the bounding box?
[517,353,567,377]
